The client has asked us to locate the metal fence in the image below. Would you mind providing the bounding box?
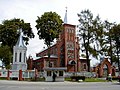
[65,72,97,77]
[0,70,35,78]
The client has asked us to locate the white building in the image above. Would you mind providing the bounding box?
[12,29,27,70]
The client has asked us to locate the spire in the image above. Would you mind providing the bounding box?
[16,29,26,47]
[64,7,67,24]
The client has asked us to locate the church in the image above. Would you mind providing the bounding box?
[27,9,88,72]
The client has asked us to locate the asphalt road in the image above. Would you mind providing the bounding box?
[0,80,120,90]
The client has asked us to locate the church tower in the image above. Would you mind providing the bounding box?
[12,29,27,70]
[59,7,79,72]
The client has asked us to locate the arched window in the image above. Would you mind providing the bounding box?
[15,53,17,62]
[24,53,26,63]
[83,64,87,70]
[19,52,22,62]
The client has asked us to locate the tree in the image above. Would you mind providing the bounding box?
[111,24,120,72]
[92,15,104,59]
[0,45,12,69]
[103,20,115,64]
[36,11,63,67]
[77,9,102,72]
[0,18,35,52]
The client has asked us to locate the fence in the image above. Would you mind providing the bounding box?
[0,70,97,81]
[65,71,97,77]
[0,69,35,80]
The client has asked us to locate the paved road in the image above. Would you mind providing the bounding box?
[0,80,120,90]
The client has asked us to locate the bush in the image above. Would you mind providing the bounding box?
[70,76,85,81]
[106,76,119,80]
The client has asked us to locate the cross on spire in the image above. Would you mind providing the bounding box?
[16,28,26,47]
[64,7,68,24]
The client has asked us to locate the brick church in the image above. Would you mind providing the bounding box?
[27,9,88,72]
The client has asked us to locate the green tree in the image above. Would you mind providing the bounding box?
[77,9,102,71]
[36,11,63,67]
[0,18,35,52]
[103,20,115,64]
[111,24,120,72]
[92,15,104,59]
[0,45,12,69]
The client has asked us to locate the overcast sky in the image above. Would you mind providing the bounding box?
[0,0,120,65]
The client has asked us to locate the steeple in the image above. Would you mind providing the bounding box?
[64,7,67,24]
[12,28,27,70]
[16,29,26,47]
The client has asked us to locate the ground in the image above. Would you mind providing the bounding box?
[0,80,120,90]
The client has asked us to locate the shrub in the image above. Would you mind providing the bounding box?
[70,76,85,81]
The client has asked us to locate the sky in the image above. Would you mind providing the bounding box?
[0,0,120,66]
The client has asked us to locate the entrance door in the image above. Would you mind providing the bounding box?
[103,64,108,77]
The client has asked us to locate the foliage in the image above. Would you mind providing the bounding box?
[36,11,63,46]
[77,9,102,71]
[0,45,12,69]
[111,24,120,71]
[102,20,115,64]
[35,11,63,66]
[0,18,35,52]
[70,76,85,81]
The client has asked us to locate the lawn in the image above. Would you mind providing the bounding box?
[85,78,106,82]
[65,77,107,82]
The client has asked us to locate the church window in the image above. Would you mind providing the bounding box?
[83,64,87,70]
[24,53,26,63]
[19,52,22,62]
[15,53,17,62]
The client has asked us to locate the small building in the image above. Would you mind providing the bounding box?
[44,67,67,82]
[12,29,27,70]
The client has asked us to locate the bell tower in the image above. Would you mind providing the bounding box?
[59,7,78,72]
[12,29,27,70]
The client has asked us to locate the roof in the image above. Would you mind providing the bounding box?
[37,43,57,55]
[43,55,58,58]
[44,67,67,71]
[33,56,41,60]
[33,55,58,61]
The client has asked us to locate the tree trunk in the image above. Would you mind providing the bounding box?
[86,51,90,72]
[47,45,51,67]
[109,37,113,65]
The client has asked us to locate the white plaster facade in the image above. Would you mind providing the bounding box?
[12,29,27,70]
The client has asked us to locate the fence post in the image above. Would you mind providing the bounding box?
[19,69,22,81]
[35,69,38,81]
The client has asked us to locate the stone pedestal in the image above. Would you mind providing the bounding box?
[12,63,27,70]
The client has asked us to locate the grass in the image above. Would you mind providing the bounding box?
[85,78,106,82]
[0,77,7,80]
[65,77,107,82]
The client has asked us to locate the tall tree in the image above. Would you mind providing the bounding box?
[0,18,35,52]
[36,11,63,67]
[92,15,104,59]
[0,45,12,69]
[77,9,102,71]
[111,24,120,72]
[103,20,115,64]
